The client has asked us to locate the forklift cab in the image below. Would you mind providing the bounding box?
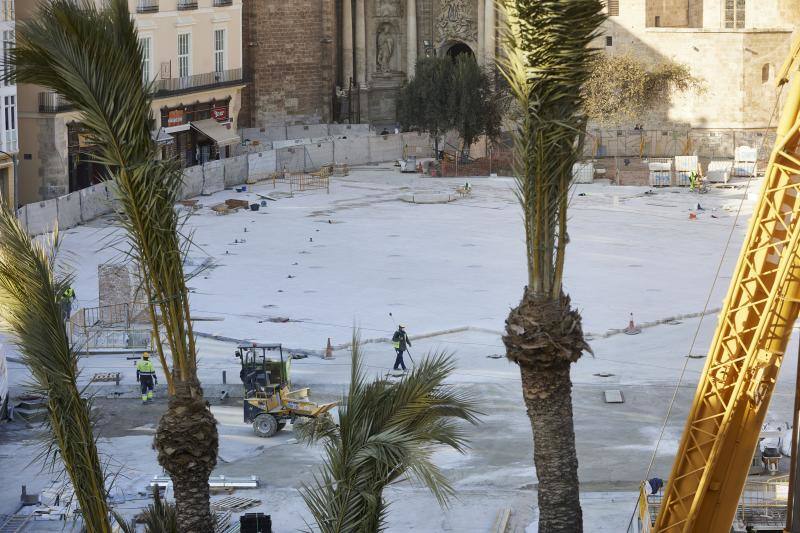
[235,343,291,397]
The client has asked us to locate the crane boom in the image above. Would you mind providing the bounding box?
[654,40,800,532]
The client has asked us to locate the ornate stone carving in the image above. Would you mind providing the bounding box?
[376,0,401,18]
[376,22,396,73]
[436,0,477,43]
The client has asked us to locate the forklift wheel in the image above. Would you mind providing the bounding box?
[253,414,279,438]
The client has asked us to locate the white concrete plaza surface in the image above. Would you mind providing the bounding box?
[3,169,794,532]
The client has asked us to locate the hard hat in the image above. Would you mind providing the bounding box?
[398,324,405,329]
[142,352,150,359]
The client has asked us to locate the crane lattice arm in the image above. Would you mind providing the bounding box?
[654,38,800,532]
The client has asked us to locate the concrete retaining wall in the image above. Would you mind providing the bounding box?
[57,193,82,230]
[222,155,249,187]
[201,160,225,195]
[330,123,370,136]
[26,198,58,235]
[368,134,403,163]
[277,146,308,172]
[287,124,329,139]
[248,150,277,183]
[180,165,204,199]
[80,183,113,222]
[332,136,370,165]
[305,141,335,169]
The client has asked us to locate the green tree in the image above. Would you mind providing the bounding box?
[0,205,112,532]
[297,333,480,532]
[498,1,605,532]
[11,1,218,529]
[398,56,453,158]
[448,54,502,161]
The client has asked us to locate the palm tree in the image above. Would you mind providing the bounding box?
[11,1,218,529]
[497,1,604,531]
[0,204,112,532]
[296,333,480,532]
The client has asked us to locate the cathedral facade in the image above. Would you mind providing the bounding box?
[241,0,498,127]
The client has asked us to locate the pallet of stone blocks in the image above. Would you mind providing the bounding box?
[332,163,350,176]
[706,160,733,183]
[733,145,758,177]
[674,155,699,186]
[648,158,672,186]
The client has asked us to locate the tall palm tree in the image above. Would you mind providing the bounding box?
[498,1,604,531]
[0,204,112,532]
[11,1,218,529]
[296,333,480,532]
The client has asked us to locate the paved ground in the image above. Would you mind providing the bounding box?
[1,169,794,532]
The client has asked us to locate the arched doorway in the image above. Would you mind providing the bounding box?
[444,41,473,61]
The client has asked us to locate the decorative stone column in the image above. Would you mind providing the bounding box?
[407,0,417,76]
[477,0,485,65]
[343,0,354,85]
[484,0,495,66]
[355,0,367,86]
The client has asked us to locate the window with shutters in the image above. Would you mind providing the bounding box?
[2,30,13,87]
[178,33,191,78]
[724,0,745,29]
[607,0,619,16]
[139,36,152,85]
[214,29,225,73]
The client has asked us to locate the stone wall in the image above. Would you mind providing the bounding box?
[242,0,338,127]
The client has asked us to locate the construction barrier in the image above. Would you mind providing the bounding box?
[80,183,113,222]
[201,160,225,196]
[247,150,277,183]
[332,135,370,165]
[222,154,249,187]
[57,192,82,230]
[25,198,59,235]
[368,134,403,163]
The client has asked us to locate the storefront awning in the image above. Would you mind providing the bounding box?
[191,119,240,147]
[151,128,175,145]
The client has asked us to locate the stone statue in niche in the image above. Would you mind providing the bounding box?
[376,22,396,73]
[436,0,478,43]
[376,0,401,18]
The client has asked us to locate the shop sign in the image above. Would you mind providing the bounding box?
[212,106,228,121]
[167,110,185,127]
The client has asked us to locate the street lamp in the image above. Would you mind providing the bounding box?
[0,149,18,210]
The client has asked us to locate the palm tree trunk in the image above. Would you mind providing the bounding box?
[520,362,582,533]
[154,379,218,532]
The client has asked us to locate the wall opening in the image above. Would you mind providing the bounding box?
[445,42,474,61]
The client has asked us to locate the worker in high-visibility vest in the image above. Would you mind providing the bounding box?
[136,352,158,404]
[391,325,411,372]
[60,286,76,322]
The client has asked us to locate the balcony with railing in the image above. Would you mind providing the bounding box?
[136,0,159,13]
[38,92,73,113]
[213,0,233,6]
[154,67,245,97]
[177,0,197,10]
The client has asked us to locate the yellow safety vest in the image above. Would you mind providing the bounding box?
[136,360,155,375]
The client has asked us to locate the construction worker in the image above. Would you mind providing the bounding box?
[60,286,76,322]
[136,352,157,404]
[391,325,411,372]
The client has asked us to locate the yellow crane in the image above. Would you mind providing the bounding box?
[651,35,800,532]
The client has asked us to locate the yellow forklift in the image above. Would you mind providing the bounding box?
[236,343,336,437]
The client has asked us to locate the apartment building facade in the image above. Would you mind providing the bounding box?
[17,0,245,204]
[0,0,16,208]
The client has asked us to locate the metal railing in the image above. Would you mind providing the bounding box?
[136,0,159,13]
[38,92,73,113]
[72,302,148,329]
[153,68,244,97]
[213,0,233,5]
[177,0,197,9]
[72,327,152,352]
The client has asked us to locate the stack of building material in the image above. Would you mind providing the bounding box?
[733,145,758,177]
[706,160,733,183]
[674,155,699,187]
[648,158,672,186]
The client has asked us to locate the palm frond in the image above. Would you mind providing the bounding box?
[499,0,605,298]
[301,331,481,532]
[0,201,112,532]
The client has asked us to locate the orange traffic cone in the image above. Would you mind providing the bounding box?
[624,313,642,335]
[325,338,334,359]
